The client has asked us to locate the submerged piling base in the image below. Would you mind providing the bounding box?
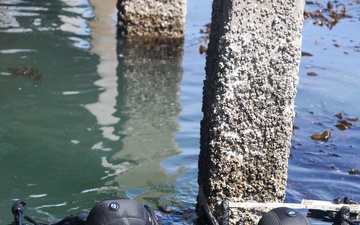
[117,0,186,37]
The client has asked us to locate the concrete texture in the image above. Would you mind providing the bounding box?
[117,0,186,37]
[198,0,304,224]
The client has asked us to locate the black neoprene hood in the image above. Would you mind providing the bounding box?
[258,207,311,225]
[86,199,157,225]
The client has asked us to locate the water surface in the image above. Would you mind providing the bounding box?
[0,0,359,224]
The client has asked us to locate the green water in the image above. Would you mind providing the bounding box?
[0,0,199,223]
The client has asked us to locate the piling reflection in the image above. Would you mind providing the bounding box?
[113,37,184,203]
[86,0,120,144]
[87,0,185,204]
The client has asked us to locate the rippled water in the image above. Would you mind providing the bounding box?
[0,0,359,224]
[287,1,360,204]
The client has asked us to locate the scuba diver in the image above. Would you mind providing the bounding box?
[10,197,359,225]
[10,199,161,225]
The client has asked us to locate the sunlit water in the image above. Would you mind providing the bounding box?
[0,0,359,224]
[287,1,360,204]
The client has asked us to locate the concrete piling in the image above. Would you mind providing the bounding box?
[116,0,186,37]
[198,0,304,224]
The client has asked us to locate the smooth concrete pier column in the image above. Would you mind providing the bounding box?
[117,0,186,37]
[198,0,304,224]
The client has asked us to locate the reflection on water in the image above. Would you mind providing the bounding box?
[113,37,183,202]
[85,0,120,143]
[85,0,184,203]
[0,0,185,223]
[0,0,93,39]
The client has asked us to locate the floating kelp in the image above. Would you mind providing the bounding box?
[334,112,358,131]
[301,51,313,56]
[199,23,211,35]
[311,130,331,141]
[335,124,347,130]
[339,119,353,126]
[304,1,352,29]
[349,169,360,175]
[198,23,210,55]
[307,71,318,76]
[335,112,343,119]
[6,65,42,81]
[292,124,299,135]
[199,45,207,55]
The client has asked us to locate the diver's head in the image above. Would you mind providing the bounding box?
[86,199,161,225]
[258,207,311,225]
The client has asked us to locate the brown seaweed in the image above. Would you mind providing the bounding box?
[311,130,331,141]
[334,112,357,131]
[301,51,313,56]
[304,1,351,29]
[198,23,210,55]
[6,66,42,81]
[307,71,318,76]
[349,169,360,175]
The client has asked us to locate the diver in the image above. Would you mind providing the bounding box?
[11,199,161,225]
[10,197,359,225]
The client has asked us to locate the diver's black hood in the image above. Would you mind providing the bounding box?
[86,199,160,225]
[258,207,311,225]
